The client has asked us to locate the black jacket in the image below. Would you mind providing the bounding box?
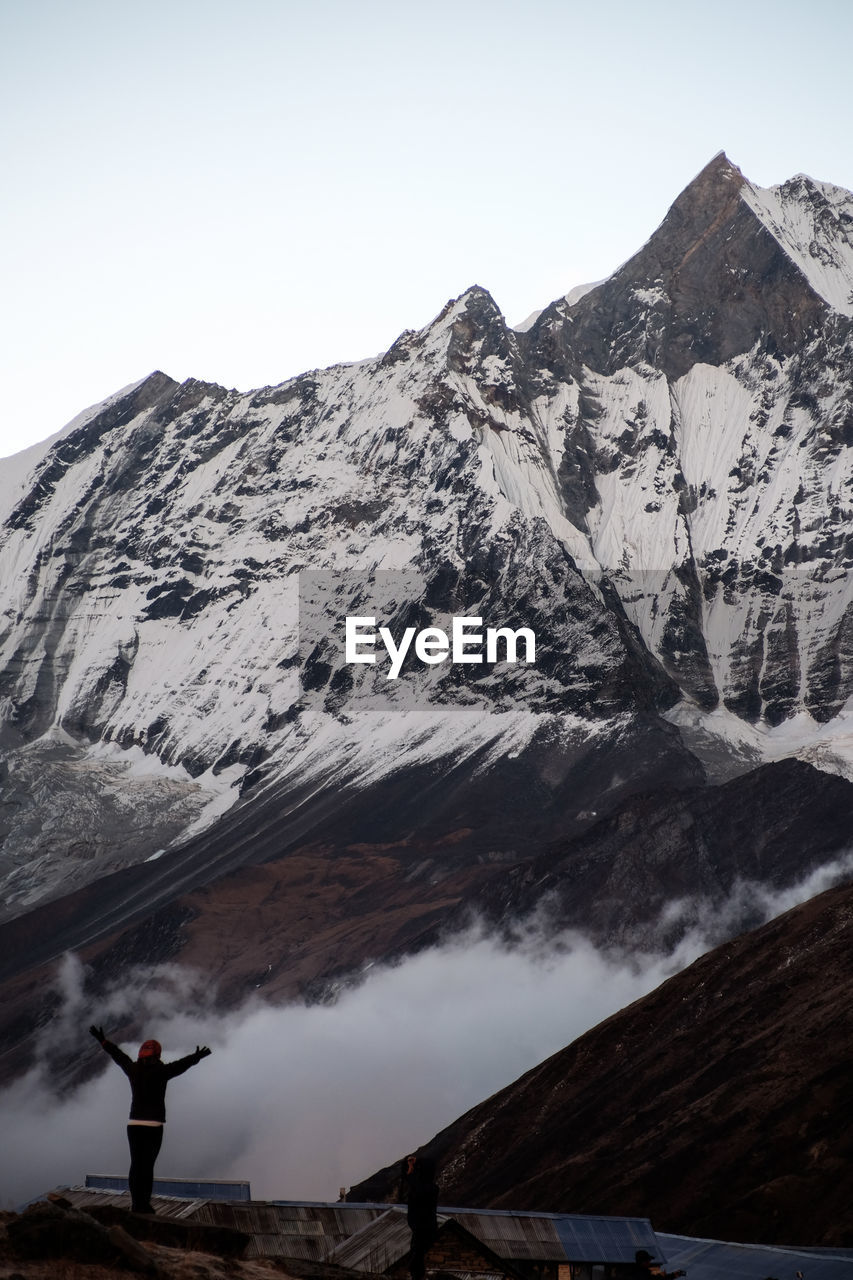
[103,1040,205,1122]
[405,1158,439,1239]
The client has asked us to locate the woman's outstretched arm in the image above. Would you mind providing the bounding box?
[164,1045,212,1079]
[90,1023,134,1074]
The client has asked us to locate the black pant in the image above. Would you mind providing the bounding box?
[409,1228,435,1280]
[127,1124,163,1212]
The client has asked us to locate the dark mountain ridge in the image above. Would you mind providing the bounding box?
[350,874,853,1247]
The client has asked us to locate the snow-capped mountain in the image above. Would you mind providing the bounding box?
[1,152,852,954]
[524,153,853,737]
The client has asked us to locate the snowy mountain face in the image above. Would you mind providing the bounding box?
[1,153,852,939]
[524,155,853,736]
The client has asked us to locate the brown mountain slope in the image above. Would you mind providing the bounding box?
[350,876,853,1247]
[1,759,849,1093]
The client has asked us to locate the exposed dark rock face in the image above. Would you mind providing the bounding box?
[447,758,853,952]
[527,153,832,382]
[350,876,853,1247]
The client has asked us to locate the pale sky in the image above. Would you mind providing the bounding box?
[2,0,852,460]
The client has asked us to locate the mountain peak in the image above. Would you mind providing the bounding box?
[691,149,746,185]
[527,150,835,378]
[660,150,747,243]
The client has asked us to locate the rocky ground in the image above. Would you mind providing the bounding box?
[0,1196,375,1280]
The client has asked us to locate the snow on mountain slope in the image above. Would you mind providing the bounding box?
[741,174,853,317]
[551,340,853,729]
[0,291,680,918]
[0,377,156,515]
[520,152,853,739]
[2,154,853,922]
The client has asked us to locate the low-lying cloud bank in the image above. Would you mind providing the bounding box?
[2,853,851,1209]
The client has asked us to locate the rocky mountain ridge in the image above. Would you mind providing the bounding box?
[350,873,853,1246]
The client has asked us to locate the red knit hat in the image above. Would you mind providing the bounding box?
[138,1039,162,1060]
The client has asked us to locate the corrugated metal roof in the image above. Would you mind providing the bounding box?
[328,1209,525,1277]
[45,1189,853,1280]
[328,1207,414,1272]
[56,1186,207,1220]
[84,1172,251,1203]
[196,1202,663,1266]
[660,1233,853,1280]
[194,1201,387,1260]
[449,1211,662,1265]
[85,1173,252,1201]
[439,1273,505,1280]
[451,1212,561,1262]
[245,1202,663,1262]
[552,1214,663,1265]
[791,1250,853,1260]
[249,1234,314,1259]
[46,1191,663,1269]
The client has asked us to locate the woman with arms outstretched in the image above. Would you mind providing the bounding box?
[90,1024,211,1214]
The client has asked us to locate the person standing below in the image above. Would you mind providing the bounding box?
[631,1249,686,1280]
[90,1024,211,1214]
[404,1154,439,1280]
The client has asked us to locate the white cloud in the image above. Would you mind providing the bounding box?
[2,852,851,1210]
